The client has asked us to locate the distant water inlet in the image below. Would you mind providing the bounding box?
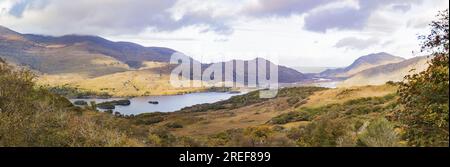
[70,92,244,115]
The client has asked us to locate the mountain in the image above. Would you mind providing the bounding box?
[1,25,178,75]
[319,52,406,78]
[23,34,178,68]
[339,56,430,87]
[0,25,24,39]
[0,25,306,96]
[210,58,307,84]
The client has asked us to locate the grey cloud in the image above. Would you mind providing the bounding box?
[245,0,334,17]
[303,0,421,33]
[3,0,232,36]
[335,37,380,50]
[2,0,425,36]
[174,11,233,35]
[9,0,29,17]
[392,4,412,12]
[304,7,368,32]
[8,0,48,17]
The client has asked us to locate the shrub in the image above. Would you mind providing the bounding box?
[243,127,273,147]
[296,113,356,147]
[147,127,177,147]
[270,111,311,124]
[357,118,400,147]
[0,59,142,147]
[396,9,449,147]
[165,122,183,129]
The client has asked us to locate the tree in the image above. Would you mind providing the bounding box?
[397,9,449,147]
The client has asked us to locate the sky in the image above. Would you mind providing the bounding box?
[0,0,448,68]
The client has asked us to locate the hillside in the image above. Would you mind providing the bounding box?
[210,58,307,84]
[0,25,178,75]
[1,59,405,147]
[129,84,400,147]
[0,25,306,96]
[340,56,429,87]
[320,52,405,78]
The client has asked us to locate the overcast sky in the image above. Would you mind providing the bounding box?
[0,0,448,67]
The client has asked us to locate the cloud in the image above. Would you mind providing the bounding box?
[335,37,380,50]
[303,0,421,32]
[304,7,368,32]
[8,0,28,17]
[245,0,333,17]
[0,0,235,35]
[1,0,47,17]
[0,0,430,37]
[391,4,412,12]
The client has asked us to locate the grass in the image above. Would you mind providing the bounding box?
[270,93,398,125]
[46,85,111,98]
[2,57,405,147]
[36,63,206,97]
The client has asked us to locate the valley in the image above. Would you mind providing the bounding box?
[1,10,448,148]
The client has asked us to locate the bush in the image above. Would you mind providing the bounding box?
[133,113,165,125]
[165,122,184,129]
[243,127,273,147]
[357,118,400,147]
[147,127,177,147]
[296,113,356,147]
[286,97,300,106]
[0,59,142,147]
[396,9,449,147]
[270,111,311,124]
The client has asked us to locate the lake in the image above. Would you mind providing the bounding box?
[70,92,244,115]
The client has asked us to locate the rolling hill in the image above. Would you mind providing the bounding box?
[339,56,430,87]
[319,52,406,78]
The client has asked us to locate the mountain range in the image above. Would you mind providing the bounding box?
[0,25,306,96]
[1,25,431,94]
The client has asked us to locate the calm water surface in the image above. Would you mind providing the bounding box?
[70,92,244,115]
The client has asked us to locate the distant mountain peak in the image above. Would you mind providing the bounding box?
[0,25,19,35]
[348,52,405,69]
[340,56,430,87]
[354,52,404,61]
[320,52,406,78]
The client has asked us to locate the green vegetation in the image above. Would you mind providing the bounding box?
[132,112,167,125]
[0,10,447,147]
[358,118,400,147]
[181,87,326,112]
[46,85,111,99]
[165,122,184,129]
[1,54,447,147]
[206,127,293,147]
[270,111,311,124]
[269,94,400,147]
[0,58,142,146]
[396,9,449,147]
[271,94,397,125]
